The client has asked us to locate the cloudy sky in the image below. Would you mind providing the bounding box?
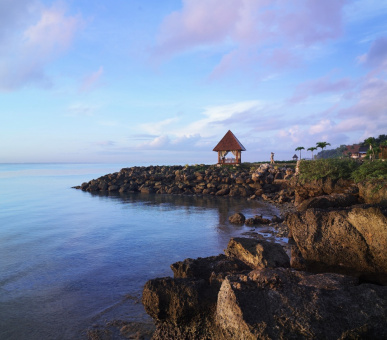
[1,0,387,164]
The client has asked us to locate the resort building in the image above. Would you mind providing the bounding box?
[343,144,368,159]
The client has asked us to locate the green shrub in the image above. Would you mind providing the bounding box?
[299,159,360,182]
[351,161,387,182]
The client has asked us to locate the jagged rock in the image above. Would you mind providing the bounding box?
[358,181,387,204]
[215,188,230,196]
[142,277,215,324]
[290,177,355,206]
[171,255,250,282]
[296,193,359,211]
[245,215,271,225]
[224,238,290,269]
[140,186,154,194]
[81,182,89,190]
[228,212,246,224]
[287,206,387,284]
[271,215,283,223]
[216,268,387,340]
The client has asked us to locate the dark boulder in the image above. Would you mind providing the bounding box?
[171,254,250,283]
[228,212,246,224]
[296,193,359,212]
[224,238,290,269]
[245,215,271,225]
[216,268,387,339]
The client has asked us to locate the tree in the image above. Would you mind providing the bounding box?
[295,146,305,160]
[307,147,317,160]
[316,142,331,153]
[364,137,378,161]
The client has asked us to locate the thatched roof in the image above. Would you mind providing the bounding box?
[213,130,246,152]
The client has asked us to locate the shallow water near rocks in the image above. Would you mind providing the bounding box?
[0,163,283,339]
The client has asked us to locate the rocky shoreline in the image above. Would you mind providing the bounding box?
[80,164,387,339]
[74,164,296,204]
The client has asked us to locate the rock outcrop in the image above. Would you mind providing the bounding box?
[142,240,289,339]
[142,243,387,339]
[216,268,387,340]
[287,205,387,284]
[296,192,359,212]
[224,237,290,269]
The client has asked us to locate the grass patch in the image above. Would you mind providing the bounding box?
[299,159,360,182]
[351,161,387,182]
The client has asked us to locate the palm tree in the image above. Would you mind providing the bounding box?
[316,142,331,158]
[307,147,317,160]
[316,142,331,151]
[295,146,305,160]
[364,137,375,160]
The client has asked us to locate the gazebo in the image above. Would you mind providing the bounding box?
[213,130,246,165]
[292,154,299,161]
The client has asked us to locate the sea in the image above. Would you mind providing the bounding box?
[0,163,284,339]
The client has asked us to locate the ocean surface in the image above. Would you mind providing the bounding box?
[0,163,283,339]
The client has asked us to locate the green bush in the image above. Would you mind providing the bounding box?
[299,159,360,182]
[351,161,387,182]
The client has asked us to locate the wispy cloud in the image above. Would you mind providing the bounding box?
[0,2,84,91]
[135,134,203,151]
[67,103,97,116]
[288,75,354,103]
[357,36,387,70]
[140,117,180,135]
[154,0,346,76]
[79,66,104,92]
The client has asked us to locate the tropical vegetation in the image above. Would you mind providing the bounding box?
[298,158,387,183]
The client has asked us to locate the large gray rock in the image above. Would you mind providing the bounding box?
[216,268,387,339]
[296,193,358,212]
[224,238,290,269]
[287,206,387,284]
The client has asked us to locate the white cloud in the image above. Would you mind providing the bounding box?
[140,117,181,135]
[155,0,346,76]
[0,2,84,91]
[176,100,264,137]
[309,119,334,135]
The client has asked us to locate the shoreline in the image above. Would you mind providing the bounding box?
[79,164,387,339]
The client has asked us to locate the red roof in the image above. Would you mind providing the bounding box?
[213,130,246,151]
[343,144,368,155]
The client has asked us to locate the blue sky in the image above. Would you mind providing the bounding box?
[1,0,387,164]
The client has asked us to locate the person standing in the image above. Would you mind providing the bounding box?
[270,152,275,164]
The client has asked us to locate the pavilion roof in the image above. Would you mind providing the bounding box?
[213,130,246,151]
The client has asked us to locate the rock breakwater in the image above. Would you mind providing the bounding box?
[74,164,296,201]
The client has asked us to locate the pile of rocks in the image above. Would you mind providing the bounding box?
[142,177,387,339]
[142,237,387,339]
[74,164,296,200]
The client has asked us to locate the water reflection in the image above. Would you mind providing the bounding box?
[86,191,281,228]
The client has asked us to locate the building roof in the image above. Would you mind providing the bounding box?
[293,154,298,159]
[213,130,246,152]
[343,144,368,155]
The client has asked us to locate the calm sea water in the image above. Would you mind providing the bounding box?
[0,163,281,339]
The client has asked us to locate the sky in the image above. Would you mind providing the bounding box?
[1,0,387,164]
